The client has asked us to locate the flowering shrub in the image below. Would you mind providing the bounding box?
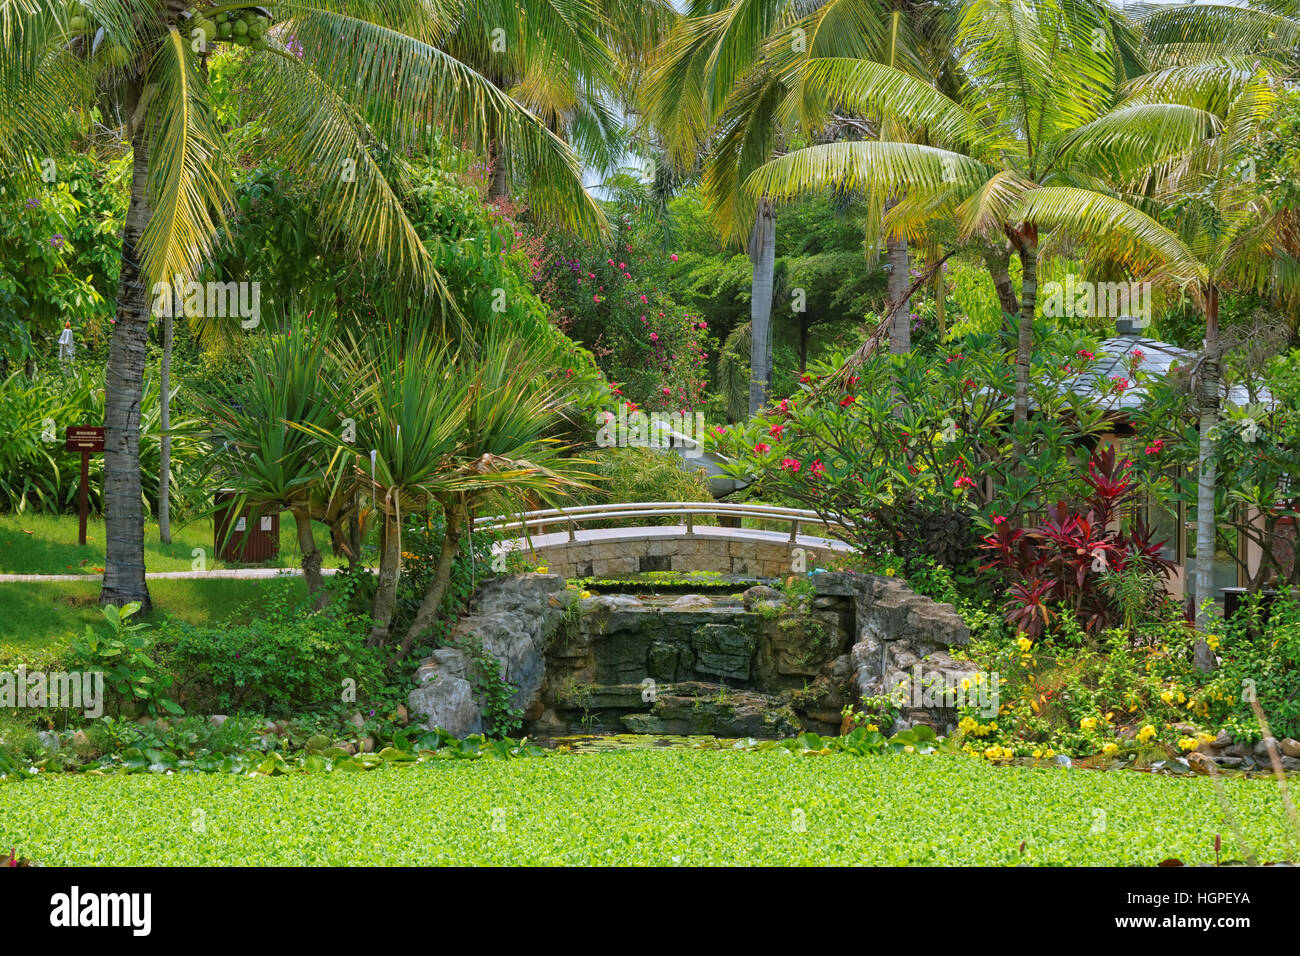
[525,211,712,411]
[711,329,1109,573]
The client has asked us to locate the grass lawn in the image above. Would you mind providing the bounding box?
[0,512,336,575]
[1,751,1293,865]
[0,577,309,653]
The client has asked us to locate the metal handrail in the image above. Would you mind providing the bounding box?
[473,501,852,543]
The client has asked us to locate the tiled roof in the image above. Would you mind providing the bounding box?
[1057,333,1265,413]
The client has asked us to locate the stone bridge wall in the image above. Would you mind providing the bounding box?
[515,529,847,580]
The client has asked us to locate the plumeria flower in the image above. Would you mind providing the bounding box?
[780,458,800,473]
[839,395,856,407]
[754,443,771,453]
[670,253,679,262]
[809,459,826,477]
[769,424,784,439]
[953,476,975,489]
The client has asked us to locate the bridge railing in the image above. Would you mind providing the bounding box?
[473,501,853,544]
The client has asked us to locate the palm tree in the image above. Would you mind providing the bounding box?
[745,0,1195,436]
[645,0,964,413]
[1084,62,1296,635]
[1,0,604,611]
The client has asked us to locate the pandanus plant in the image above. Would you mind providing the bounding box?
[306,321,587,658]
[187,314,356,605]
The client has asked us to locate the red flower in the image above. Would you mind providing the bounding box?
[769,423,784,439]
[953,476,976,490]
[809,459,826,477]
[780,458,800,473]
[754,443,771,454]
[992,514,1007,525]
[839,395,856,407]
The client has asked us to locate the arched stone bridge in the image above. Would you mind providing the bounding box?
[474,502,854,579]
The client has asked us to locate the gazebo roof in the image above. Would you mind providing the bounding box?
[1057,329,1265,415]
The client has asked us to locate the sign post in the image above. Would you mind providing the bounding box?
[65,426,105,546]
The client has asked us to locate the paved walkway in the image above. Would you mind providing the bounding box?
[0,567,340,583]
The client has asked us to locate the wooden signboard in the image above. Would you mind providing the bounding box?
[65,426,105,545]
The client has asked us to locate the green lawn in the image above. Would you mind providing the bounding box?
[0,577,309,653]
[0,752,1292,865]
[0,512,333,575]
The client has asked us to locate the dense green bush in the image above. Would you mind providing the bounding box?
[560,446,716,526]
[157,577,384,715]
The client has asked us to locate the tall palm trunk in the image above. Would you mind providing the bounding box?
[1012,239,1039,429]
[395,499,468,661]
[158,310,172,544]
[1193,285,1221,668]
[748,197,776,416]
[102,100,153,611]
[884,195,911,353]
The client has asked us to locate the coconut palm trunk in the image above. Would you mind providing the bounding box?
[102,105,153,611]
[1012,237,1039,429]
[158,310,172,545]
[395,498,468,661]
[1193,285,1221,666]
[983,243,1019,318]
[749,197,776,416]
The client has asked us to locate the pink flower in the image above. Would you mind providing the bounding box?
[769,424,784,438]
[662,386,671,396]
[649,332,658,342]
[713,426,727,436]
[1145,438,1164,456]
[809,459,826,477]
[1131,349,1145,363]
[992,514,1007,525]
[618,262,626,270]
[754,443,771,454]
[1077,350,1095,360]
[780,458,800,473]
[953,476,976,490]
[670,253,679,262]
[1111,376,1129,392]
[593,295,601,303]
[639,295,648,303]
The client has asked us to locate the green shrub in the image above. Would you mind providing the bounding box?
[157,577,384,715]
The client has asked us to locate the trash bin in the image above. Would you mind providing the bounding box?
[214,490,279,563]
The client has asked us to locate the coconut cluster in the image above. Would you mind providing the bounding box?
[188,6,273,51]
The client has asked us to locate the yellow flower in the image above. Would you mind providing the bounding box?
[1137,725,1156,743]
[1032,749,1042,759]
[1043,748,1055,759]
[536,565,548,574]
[865,723,878,732]
[1016,636,1032,653]
[1195,732,1215,745]
[1102,742,1119,756]
[1206,634,1220,651]
[1080,716,1097,731]
[884,568,896,576]
[1160,690,1174,704]
[1177,736,1198,751]
[579,590,592,599]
